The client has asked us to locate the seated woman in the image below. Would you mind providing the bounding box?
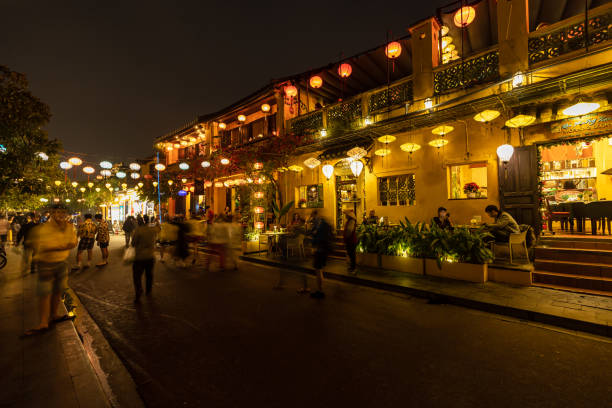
[432,207,453,230]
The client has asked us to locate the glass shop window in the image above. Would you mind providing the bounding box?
[448,162,488,199]
[296,184,324,208]
[378,174,415,206]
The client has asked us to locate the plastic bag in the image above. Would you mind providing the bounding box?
[123,247,135,264]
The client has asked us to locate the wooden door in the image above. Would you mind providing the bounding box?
[498,145,541,233]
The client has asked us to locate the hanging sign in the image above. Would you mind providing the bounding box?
[551,111,612,138]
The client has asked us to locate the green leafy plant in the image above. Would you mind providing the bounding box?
[271,200,295,225]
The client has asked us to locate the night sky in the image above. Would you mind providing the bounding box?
[2,0,450,163]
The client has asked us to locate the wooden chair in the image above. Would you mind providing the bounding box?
[544,197,570,234]
[586,201,611,235]
[258,234,271,256]
[286,234,305,259]
[492,231,529,265]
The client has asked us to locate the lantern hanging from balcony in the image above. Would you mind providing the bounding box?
[95,187,101,192]
[377,135,396,144]
[347,146,367,160]
[254,191,265,199]
[261,103,271,113]
[254,206,265,214]
[385,41,402,59]
[152,181,158,187]
[562,100,600,117]
[285,85,298,97]
[322,164,334,180]
[429,139,449,148]
[505,114,535,128]
[375,149,391,157]
[350,160,364,177]
[338,63,352,78]
[218,122,227,130]
[179,162,190,170]
[453,6,476,28]
[155,163,166,171]
[220,158,230,165]
[201,160,210,168]
[309,75,323,88]
[432,125,454,136]
[253,162,263,170]
[303,158,321,169]
[474,109,500,123]
[496,144,514,163]
[400,143,421,153]
[238,114,246,122]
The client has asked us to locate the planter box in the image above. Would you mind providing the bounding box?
[356,253,380,268]
[242,240,262,254]
[425,258,488,283]
[380,255,424,275]
[488,265,533,286]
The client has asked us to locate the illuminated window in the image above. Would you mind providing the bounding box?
[448,163,488,199]
[378,174,415,206]
[296,184,324,208]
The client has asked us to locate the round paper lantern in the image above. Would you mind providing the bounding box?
[400,143,422,153]
[428,139,449,148]
[37,152,49,161]
[87,182,94,188]
[138,182,144,187]
[201,160,210,168]
[100,161,113,169]
[105,183,111,188]
[338,63,352,78]
[129,163,141,171]
[254,191,264,199]
[130,173,140,179]
[95,187,101,192]
[83,166,95,174]
[180,140,188,146]
[350,160,364,177]
[214,181,223,188]
[155,163,166,171]
[505,114,535,128]
[254,222,264,229]
[303,158,321,169]
[432,125,454,135]
[474,110,500,122]
[440,25,450,36]
[116,171,126,179]
[218,122,227,129]
[261,103,271,112]
[168,180,174,185]
[153,181,158,187]
[309,75,323,88]
[220,158,230,165]
[385,41,402,59]
[254,206,264,214]
[68,157,82,166]
[322,164,334,180]
[377,135,396,143]
[375,149,391,157]
[182,178,188,184]
[496,144,514,162]
[79,187,86,193]
[71,181,78,187]
[285,85,298,97]
[54,180,61,186]
[179,162,190,170]
[237,114,246,122]
[204,181,212,188]
[100,169,112,177]
[59,161,72,170]
[454,6,476,28]
[173,143,181,148]
[563,101,600,117]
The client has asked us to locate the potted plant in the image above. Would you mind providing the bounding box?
[464,182,480,198]
[356,223,382,267]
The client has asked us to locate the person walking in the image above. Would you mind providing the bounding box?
[343,209,358,274]
[17,213,38,275]
[94,214,110,266]
[22,203,77,336]
[131,215,159,303]
[72,214,97,270]
[0,214,10,248]
[122,215,136,248]
[309,210,332,299]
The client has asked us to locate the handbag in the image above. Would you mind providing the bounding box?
[123,247,135,264]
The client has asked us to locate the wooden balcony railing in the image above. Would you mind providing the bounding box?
[433,49,499,95]
[368,80,413,113]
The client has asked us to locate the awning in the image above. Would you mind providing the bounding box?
[317,141,372,161]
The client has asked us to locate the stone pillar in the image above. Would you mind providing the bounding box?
[497,0,529,78]
[408,17,440,103]
[275,90,285,136]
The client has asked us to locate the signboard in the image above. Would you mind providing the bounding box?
[551,110,612,138]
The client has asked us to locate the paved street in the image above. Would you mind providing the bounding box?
[69,238,612,408]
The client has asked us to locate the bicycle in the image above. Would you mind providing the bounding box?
[0,245,7,269]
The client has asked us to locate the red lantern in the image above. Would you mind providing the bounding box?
[254,206,264,214]
[254,221,264,229]
[309,75,323,88]
[285,85,298,97]
[338,63,352,78]
[453,6,476,28]
[385,41,402,59]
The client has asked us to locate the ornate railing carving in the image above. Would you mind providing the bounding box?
[368,81,413,113]
[289,110,323,136]
[433,51,499,95]
[528,11,611,65]
[327,99,362,129]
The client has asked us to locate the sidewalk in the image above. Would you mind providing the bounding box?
[0,250,109,408]
[241,253,612,338]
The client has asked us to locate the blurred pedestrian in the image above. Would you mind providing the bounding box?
[227,213,242,270]
[205,215,229,271]
[0,214,9,248]
[158,220,179,263]
[343,209,357,275]
[22,203,77,337]
[309,210,332,299]
[175,218,190,267]
[72,214,96,270]
[94,214,110,266]
[17,213,38,275]
[10,215,21,246]
[132,215,158,303]
[122,215,136,248]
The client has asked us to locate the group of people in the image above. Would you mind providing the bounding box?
[431,205,520,243]
[72,213,110,269]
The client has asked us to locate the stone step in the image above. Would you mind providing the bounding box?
[532,271,612,293]
[535,246,612,264]
[534,259,612,279]
[539,239,612,251]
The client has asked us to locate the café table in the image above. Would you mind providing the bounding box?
[259,231,291,257]
[553,200,612,235]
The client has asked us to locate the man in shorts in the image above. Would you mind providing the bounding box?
[72,213,97,270]
[95,214,110,266]
[23,203,77,336]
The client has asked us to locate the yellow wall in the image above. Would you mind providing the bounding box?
[593,138,612,200]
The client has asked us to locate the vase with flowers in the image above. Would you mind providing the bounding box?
[463,182,480,198]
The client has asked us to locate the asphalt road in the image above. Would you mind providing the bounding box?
[69,237,612,408]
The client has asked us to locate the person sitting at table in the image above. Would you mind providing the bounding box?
[483,205,519,243]
[364,210,378,225]
[432,207,453,230]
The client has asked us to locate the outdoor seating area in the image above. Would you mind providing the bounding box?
[545,200,612,235]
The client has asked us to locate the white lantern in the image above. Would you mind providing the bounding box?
[116,171,126,179]
[350,160,364,177]
[347,147,367,160]
[100,161,113,169]
[322,164,334,180]
[130,172,140,179]
[100,169,112,177]
[424,98,433,110]
[220,158,230,165]
[36,152,49,161]
[201,160,210,168]
[129,163,141,171]
[496,144,514,163]
[82,166,95,174]
[155,163,166,171]
[512,71,525,88]
[303,158,321,169]
[59,161,72,170]
[179,162,190,170]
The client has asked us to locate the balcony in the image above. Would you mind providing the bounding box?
[433,48,499,95]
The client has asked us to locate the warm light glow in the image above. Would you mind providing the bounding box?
[424,98,433,109]
[562,101,600,117]
[254,221,264,229]
[71,181,78,187]
[59,161,72,170]
[364,116,373,126]
[375,149,391,157]
[237,114,246,122]
[338,63,352,78]
[512,71,525,87]
[54,180,62,186]
[254,206,264,214]
[454,6,476,27]
[218,122,227,130]
[129,163,141,171]
[505,114,536,128]
[100,169,112,177]
[116,171,126,179]
[179,162,190,170]
[496,144,514,162]
[432,125,454,136]
[65,199,71,203]
[400,143,421,153]
[121,183,127,189]
[253,162,263,170]
[40,197,48,202]
[443,44,456,53]
[138,182,144,187]
[105,183,111,188]
[303,158,321,169]
[254,191,264,199]
[320,128,327,137]
[155,163,166,171]
[220,158,230,165]
[173,143,181,148]
[87,182,94,188]
[350,160,364,177]
[441,36,453,49]
[377,135,396,144]
[429,138,449,148]
[214,181,224,188]
[166,145,173,151]
[80,187,86,192]
[347,147,367,159]
[100,161,112,169]
[440,25,449,36]
[204,181,212,188]
[180,140,188,146]
[201,160,210,168]
[474,109,500,122]
[153,181,158,187]
[131,173,140,179]
[309,75,323,88]
[322,164,334,180]
[288,165,303,172]
[37,152,49,161]
[83,166,95,174]
[181,178,188,184]
[385,41,402,59]
[189,186,195,192]
[285,85,298,97]
[68,157,82,166]
[261,103,271,112]
[95,187,101,192]
[168,180,174,185]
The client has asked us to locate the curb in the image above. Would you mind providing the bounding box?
[241,256,612,338]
